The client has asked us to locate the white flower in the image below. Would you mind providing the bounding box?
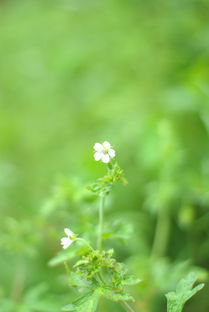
[60,228,75,249]
[61,237,72,249]
[93,141,116,163]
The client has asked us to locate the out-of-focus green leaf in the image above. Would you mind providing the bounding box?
[49,245,89,266]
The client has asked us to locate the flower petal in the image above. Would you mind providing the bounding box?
[64,228,73,237]
[108,149,115,158]
[61,237,69,244]
[103,141,111,149]
[61,237,72,249]
[94,152,103,161]
[102,154,110,163]
[93,143,103,152]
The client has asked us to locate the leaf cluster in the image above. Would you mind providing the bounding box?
[63,248,140,311]
[87,162,127,196]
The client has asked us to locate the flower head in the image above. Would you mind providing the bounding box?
[60,227,75,249]
[93,141,116,163]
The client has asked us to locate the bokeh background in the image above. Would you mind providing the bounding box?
[0,0,209,311]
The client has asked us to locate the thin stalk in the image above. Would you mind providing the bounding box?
[97,195,105,250]
[76,237,94,251]
[151,208,170,258]
[10,257,25,302]
[64,261,71,276]
[121,301,137,312]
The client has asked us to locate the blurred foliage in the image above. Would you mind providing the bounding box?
[0,0,209,311]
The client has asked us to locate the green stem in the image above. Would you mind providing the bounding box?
[97,196,105,250]
[151,208,170,258]
[76,238,94,251]
[64,261,71,276]
[10,257,25,301]
[121,301,137,312]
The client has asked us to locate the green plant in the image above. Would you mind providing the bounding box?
[51,141,205,312]
[166,272,204,312]
[53,141,140,312]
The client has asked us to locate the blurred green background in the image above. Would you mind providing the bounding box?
[0,0,209,311]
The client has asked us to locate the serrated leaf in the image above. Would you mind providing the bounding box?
[166,272,204,312]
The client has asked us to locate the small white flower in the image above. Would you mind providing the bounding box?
[93,141,116,163]
[60,227,75,249]
[61,236,73,249]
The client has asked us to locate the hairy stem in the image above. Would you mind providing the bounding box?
[121,301,137,312]
[97,195,105,250]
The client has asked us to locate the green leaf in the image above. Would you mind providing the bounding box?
[48,249,76,267]
[48,245,89,266]
[101,287,134,302]
[68,271,92,290]
[62,290,100,312]
[121,276,142,286]
[62,304,76,311]
[166,272,204,312]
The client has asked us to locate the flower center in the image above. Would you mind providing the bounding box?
[103,147,109,154]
